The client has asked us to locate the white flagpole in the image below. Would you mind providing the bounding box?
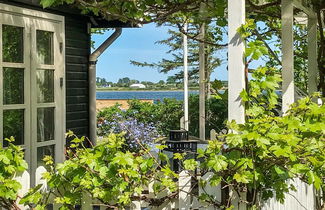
[183,23,189,131]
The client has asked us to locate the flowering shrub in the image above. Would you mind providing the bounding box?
[98,112,161,151]
[97,97,227,142]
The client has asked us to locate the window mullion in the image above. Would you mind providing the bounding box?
[0,23,3,145]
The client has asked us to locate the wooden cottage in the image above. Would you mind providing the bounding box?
[0,0,125,185]
[0,0,321,209]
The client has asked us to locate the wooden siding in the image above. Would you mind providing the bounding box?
[65,16,90,138]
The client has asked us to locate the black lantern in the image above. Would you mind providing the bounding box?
[163,130,206,172]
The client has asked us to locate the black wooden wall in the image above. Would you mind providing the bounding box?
[0,0,91,137]
[65,16,90,136]
[65,16,90,138]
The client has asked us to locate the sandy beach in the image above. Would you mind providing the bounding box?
[96,99,154,111]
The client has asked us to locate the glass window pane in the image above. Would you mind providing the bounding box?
[2,25,24,63]
[3,68,24,104]
[37,145,54,167]
[37,107,54,142]
[37,70,54,103]
[37,30,53,65]
[46,204,53,210]
[3,109,24,146]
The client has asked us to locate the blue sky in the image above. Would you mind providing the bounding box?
[92,23,228,83]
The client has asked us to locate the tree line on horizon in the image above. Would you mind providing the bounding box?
[95,76,222,89]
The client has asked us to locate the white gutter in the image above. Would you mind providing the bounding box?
[89,28,122,144]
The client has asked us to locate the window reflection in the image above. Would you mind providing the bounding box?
[37,30,53,65]
[3,68,24,104]
[37,69,54,103]
[3,109,24,146]
[37,107,54,142]
[37,145,54,166]
[3,25,24,63]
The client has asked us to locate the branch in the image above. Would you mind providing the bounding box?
[246,0,281,10]
[75,0,201,25]
[176,23,228,48]
[252,29,281,65]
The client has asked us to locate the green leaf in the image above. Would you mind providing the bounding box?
[40,0,57,8]
[233,172,250,183]
[209,175,222,186]
[156,145,167,150]
[173,153,184,160]
[112,152,134,166]
[240,90,249,102]
[226,134,243,147]
[183,159,198,171]
[207,155,228,172]
[274,166,286,175]
[256,137,270,147]
[314,175,322,190]
[158,153,169,162]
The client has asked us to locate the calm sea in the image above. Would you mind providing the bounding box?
[96,91,199,101]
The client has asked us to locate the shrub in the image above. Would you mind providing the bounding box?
[21,133,177,209]
[97,96,227,139]
[188,94,227,137]
[0,138,28,209]
[183,68,325,209]
[21,73,325,209]
[126,98,184,135]
[98,113,161,152]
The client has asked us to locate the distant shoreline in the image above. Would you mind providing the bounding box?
[96,89,200,92]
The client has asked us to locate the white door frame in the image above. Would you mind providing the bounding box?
[0,3,65,186]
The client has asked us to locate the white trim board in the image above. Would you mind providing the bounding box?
[0,3,64,22]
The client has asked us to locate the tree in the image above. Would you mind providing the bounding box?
[96,77,109,87]
[117,77,131,87]
[130,23,224,86]
[166,76,176,84]
[157,80,165,87]
[130,79,140,85]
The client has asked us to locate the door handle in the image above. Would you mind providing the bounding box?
[60,77,64,88]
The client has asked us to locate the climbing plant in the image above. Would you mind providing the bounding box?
[21,132,178,209]
[190,69,325,209]
[0,138,28,210]
[21,89,325,209]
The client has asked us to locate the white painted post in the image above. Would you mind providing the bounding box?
[308,16,318,94]
[281,0,294,113]
[99,205,107,210]
[183,23,189,131]
[199,23,206,140]
[228,1,246,209]
[180,116,185,130]
[230,188,247,210]
[228,0,246,124]
[149,178,176,209]
[198,172,221,210]
[81,193,92,210]
[131,200,141,210]
[210,129,217,140]
[179,170,192,209]
[15,171,31,209]
[35,166,47,187]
